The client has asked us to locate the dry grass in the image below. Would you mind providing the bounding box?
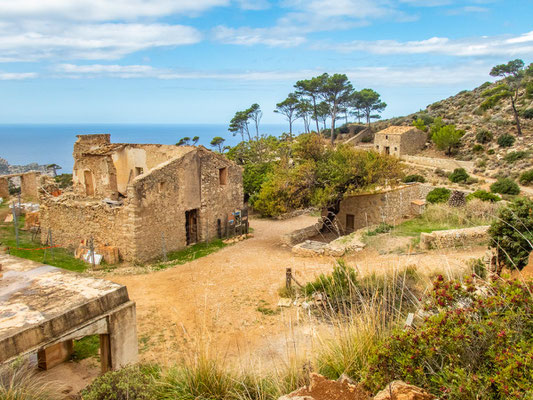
[0,362,63,400]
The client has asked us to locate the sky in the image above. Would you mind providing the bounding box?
[0,0,532,125]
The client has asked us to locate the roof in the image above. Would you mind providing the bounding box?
[375,126,420,136]
[0,254,130,362]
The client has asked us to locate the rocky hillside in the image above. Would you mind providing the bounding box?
[0,157,51,175]
[373,76,533,180]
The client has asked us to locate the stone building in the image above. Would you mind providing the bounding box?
[334,183,433,234]
[374,126,426,157]
[0,171,42,200]
[40,134,243,262]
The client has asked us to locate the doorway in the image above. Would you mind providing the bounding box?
[346,214,355,233]
[185,209,199,245]
[384,146,390,155]
[84,170,95,196]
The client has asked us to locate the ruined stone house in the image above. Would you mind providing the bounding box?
[374,126,426,157]
[40,134,243,262]
[334,183,433,234]
[0,171,41,201]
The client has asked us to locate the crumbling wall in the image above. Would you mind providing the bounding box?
[0,177,9,199]
[39,197,135,260]
[281,222,323,246]
[400,129,427,155]
[420,225,490,249]
[20,172,41,200]
[73,155,118,200]
[401,155,475,173]
[336,184,433,233]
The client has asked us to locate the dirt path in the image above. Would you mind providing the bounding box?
[109,215,335,368]
[106,215,487,369]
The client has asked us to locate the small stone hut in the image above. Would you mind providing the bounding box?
[374,126,426,157]
[40,134,244,262]
[334,183,433,234]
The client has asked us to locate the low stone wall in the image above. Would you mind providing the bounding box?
[401,155,475,172]
[281,221,323,246]
[420,225,490,249]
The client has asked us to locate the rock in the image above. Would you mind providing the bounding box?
[279,373,370,400]
[292,240,327,257]
[373,381,435,400]
[277,298,292,307]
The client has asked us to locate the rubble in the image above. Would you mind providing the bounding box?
[373,381,435,400]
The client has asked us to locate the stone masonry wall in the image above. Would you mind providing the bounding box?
[401,155,475,173]
[400,129,427,156]
[336,184,433,233]
[420,225,490,249]
[0,177,9,199]
[20,172,41,201]
[39,197,135,259]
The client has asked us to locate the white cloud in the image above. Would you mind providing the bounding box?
[0,71,37,80]
[0,0,229,21]
[235,0,271,10]
[213,26,306,47]
[323,31,533,57]
[0,23,202,62]
[55,61,493,86]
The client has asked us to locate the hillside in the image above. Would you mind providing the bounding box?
[372,77,533,179]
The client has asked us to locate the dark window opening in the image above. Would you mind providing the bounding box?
[346,214,355,233]
[135,167,144,176]
[185,209,199,245]
[219,167,228,185]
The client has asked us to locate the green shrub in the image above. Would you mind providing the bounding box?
[364,278,533,398]
[448,168,469,183]
[466,190,501,202]
[475,129,493,144]
[361,135,373,143]
[489,198,533,271]
[487,149,495,155]
[467,258,487,278]
[504,150,529,163]
[497,134,515,147]
[402,174,426,183]
[522,108,533,119]
[366,223,393,236]
[81,365,160,400]
[472,144,484,152]
[519,169,533,185]
[490,178,520,195]
[426,187,451,204]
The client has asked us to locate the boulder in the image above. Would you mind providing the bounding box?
[279,373,370,400]
[373,381,435,400]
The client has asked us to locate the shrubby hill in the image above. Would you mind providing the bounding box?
[372,68,533,180]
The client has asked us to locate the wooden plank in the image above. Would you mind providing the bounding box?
[100,334,111,373]
[37,340,73,370]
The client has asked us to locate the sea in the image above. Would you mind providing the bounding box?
[0,123,293,171]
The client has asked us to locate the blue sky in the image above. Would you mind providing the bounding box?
[0,0,532,125]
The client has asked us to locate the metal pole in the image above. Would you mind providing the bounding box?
[12,202,19,247]
[90,237,96,268]
[286,268,292,291]
[49,229,54,261]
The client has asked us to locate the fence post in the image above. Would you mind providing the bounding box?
[89,237,95,269]
[49,229,54,262]
[11,201,19,247]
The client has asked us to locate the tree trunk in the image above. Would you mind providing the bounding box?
[289,119,293,137]
[312,97,320,135]
[330,113,336,145]
[511,95,523,136]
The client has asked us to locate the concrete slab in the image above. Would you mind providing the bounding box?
[0,254,137,369]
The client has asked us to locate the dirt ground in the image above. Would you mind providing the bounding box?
[36,214,488,394]
[107,215,485,369]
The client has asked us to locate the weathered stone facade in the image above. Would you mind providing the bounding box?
[420,225,490,250]
[0,177,8,199]
[0,171,41,200]
[374,126,426,157]
[334,183,433,234]
[40,135,243,262]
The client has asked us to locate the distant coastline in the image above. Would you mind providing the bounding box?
[0,123,296,171]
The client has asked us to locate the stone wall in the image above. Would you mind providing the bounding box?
[40,146,243,263]
[281,221,323,246]
[374,128,426,157]
[401,155,475,172]
[0,177,8,199]
[420,225,490,249]
[20,172,41,200]
[336,184,433,233]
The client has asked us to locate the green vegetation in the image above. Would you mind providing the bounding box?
[519,169,533,185]
[251,135,402,217]
[154,239,228,270]
[0,362,61,400]
[482,59,528,136]
[497,133,515,147]
[426,187,451,204]
[54,173,73,188]
[210,136,226,152]
[522,108,533,119]
[365,223,393,236]
[466,190,501,202]
[363,278,533,398]
[475,129,493,144]
[448,168,469,183]
[402,174,425,183]
[489,198,533,271]
[72,335,100,361]
[0,217,87,272]
[431,124,464,155]
[490,177,520,195]
[504,150,529,163]
[472,144,484,152]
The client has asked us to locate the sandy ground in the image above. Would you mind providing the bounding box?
[35,214,488,394]
[107,215,486,368]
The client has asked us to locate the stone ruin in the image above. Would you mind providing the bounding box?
[39,134,244,263]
